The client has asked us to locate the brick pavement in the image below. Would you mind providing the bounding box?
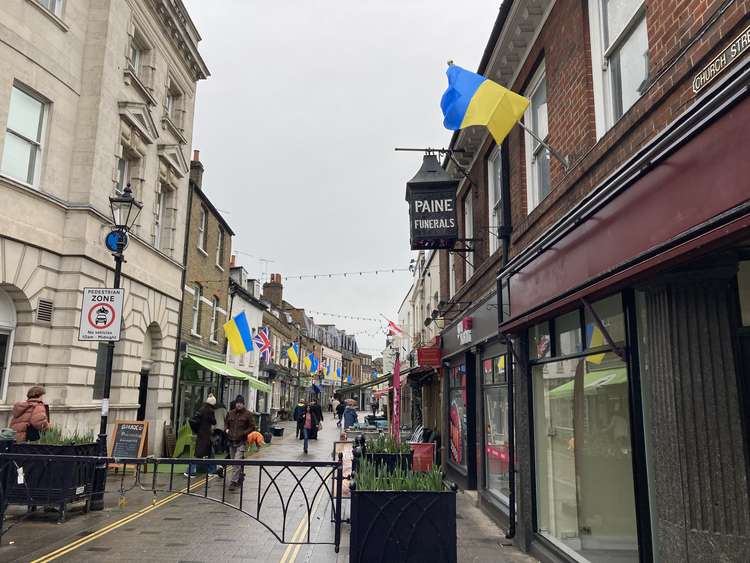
[0,412,537,562]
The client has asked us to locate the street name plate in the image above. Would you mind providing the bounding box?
[693,24,750,93]
[78,288,124,341]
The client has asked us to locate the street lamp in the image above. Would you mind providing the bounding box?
[91,184,142,511]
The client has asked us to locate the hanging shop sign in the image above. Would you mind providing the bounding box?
[405,154,459,250]
[417,345,441,368]
[78,288,124,341]
[457,317,473,345]
[693,24,750,93]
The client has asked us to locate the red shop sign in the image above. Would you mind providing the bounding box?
[417,346,441,368]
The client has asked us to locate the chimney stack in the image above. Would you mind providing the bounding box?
[262,273,283,307]
[230,254,236,267]
[190,149,204,189]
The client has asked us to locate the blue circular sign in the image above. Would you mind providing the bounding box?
[105,230,128,253]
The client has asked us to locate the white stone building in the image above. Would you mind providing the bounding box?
[0,0,208,452]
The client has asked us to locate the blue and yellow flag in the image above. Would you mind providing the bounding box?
[441,64,529,145]
[336,366,342,379]
[304,353,312,371]
[586,324,606,365]
[224,311,253,356]
[287,342,299,365]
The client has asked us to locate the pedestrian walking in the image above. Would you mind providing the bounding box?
[335,399,345,427]
[225,395,256,490]
[185,394,217,477]
[297,404,320,454]
[343,399,358,430]
[328,397,333,413]
[10,386,50,442]
[370,393,378,417]
[292,399,306,439]
[309,399,324,440]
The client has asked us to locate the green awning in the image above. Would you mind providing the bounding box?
[186,354,272,393]
[547,368,627,400]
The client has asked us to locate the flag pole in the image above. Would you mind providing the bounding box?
[516,120,570,171]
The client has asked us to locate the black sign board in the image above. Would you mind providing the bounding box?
[109,420,148,460]
[408,188,458,249]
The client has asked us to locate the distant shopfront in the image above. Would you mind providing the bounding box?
[441,292,508,509]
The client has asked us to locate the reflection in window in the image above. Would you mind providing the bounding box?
[484,354,510,501]
[533,353,638,562]
[449,364,467,467]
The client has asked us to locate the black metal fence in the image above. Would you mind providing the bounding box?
[0,453,344,552]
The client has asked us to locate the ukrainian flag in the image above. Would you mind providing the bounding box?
[304,353,312,371]
[287,342,299,365]
[224,311,253,356]
[441,64,529,145]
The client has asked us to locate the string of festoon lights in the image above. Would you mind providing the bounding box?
[282,267,409,280]
[305,309,382,323]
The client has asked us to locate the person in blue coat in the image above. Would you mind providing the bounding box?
[343,400,358,429]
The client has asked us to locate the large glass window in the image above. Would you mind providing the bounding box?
[531,295,638,562]
[483,355,509,501]
[2,86,46,185]
[448,364,467,467]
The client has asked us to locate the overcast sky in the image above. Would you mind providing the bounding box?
[183,0,500,357]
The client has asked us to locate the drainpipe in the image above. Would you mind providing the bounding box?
[498,141,516,539]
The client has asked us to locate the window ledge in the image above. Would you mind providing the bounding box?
[209,338,218,345]
[190,330,202,338]
[197,247,208,257]
[123,68,157,107]
[216,264,225,272]
[27,0,69,32]
[161,115,188,145]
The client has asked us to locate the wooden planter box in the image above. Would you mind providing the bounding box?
[3,443,99,521]
[349,488,457,563]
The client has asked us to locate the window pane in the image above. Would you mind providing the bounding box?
[8,87,43,142]
[1,132,34,183]
[531,80,548,143]
[533,356,638,561]
[536,149,551,200]
[483,359,495,384]
[612,16,648,119]
[529,322,551,360]
[496,355,507,383]
[585,294,625,349]
[555,310,582,356]
[449,365,467,467]
[484,385,510,500]
[604,0,641,47]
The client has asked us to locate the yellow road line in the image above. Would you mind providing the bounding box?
[32,476,214,563]
[280,489,327,563]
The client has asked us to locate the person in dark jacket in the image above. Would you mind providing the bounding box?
[185,395,217,477]
[292,400,306,439]
[335,400,345,427]
[297,404,320,454]
[343,400,358,429]
[225,395,256,490]
[309,399,324,440]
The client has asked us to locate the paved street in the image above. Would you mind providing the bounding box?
[0,414,535,562]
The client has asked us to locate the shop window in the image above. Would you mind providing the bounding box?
[555,310,582,356]
[530,294,638,562]
[448,364,467,468]
[1,85,47,186]
[529,321,551,360]
[585,294,626,348]
[483,354,510,502]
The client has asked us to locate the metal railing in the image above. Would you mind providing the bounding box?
[0,453,344,552]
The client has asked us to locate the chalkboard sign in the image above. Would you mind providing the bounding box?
[109,420,148,460]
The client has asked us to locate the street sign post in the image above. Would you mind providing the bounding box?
[78,288,124,341]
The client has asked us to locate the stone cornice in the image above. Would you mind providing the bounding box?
[151,0,210,80]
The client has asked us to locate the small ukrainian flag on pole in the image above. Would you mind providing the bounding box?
[287,342,299,365]
[440,63,529,145]
[224,311,253,356]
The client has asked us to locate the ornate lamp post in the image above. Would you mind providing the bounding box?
[90,184,142,511]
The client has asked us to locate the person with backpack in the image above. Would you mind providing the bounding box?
[10,386,50,442]
[225,395,255,491]
[185,394,217,477]
[292,399,306,439]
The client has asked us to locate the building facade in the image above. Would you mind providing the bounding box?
[433,1,750,562]
[0,0,207,453]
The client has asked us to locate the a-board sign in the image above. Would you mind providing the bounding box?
[109,420,148,460]
[78,288,124,341]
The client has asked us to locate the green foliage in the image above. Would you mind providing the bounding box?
[37,427,96,445]
[355,458,444,492]
[364,433,411,454]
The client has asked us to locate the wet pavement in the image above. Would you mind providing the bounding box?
[0,412,537,562]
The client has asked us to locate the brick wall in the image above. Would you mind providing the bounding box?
[180,182,232,354]
[442,0,750,315]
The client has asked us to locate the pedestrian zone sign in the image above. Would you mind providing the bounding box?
[78,288,124,341]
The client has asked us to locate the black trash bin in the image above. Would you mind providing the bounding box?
[271,426,284,437]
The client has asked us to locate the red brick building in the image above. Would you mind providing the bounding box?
[435,2,750,561]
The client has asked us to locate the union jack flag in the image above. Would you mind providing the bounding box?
[254,326,271,363]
